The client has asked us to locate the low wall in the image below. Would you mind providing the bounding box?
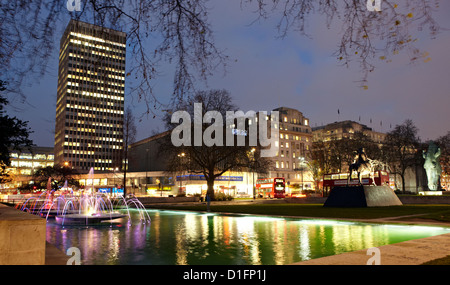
[398,195,450,204]
[0,203,46,265]
[285,197,327,204]
[285,195,450,205]
[137,196,199,204]
[136,195,450,205]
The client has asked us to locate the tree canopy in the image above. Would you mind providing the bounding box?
[0,80,33,183]
[382,119,421,192]
[31,164,80,191]
[0,0,442,113]
[436,132,450,175]
[162,89,272,200]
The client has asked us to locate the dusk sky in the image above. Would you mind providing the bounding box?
[6,0,450,147]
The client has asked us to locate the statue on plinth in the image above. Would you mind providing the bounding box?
[326,148,403,207]
[347,148,374,186]
[423,141,442,191]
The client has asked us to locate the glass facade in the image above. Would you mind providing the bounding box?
[0,147,55,192]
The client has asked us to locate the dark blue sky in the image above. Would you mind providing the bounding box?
[6,0,450,147]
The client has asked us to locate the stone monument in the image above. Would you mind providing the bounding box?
[324,148,402,207]
[422,141,442,194]
[347,148,375,186]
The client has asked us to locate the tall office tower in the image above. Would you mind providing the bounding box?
[54,20,126,173]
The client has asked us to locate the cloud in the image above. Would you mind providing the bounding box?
[7,0,450,146]
[205,0,450,140]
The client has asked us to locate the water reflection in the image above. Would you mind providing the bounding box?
[45,210,450,265]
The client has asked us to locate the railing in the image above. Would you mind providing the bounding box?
[0,198,21,205]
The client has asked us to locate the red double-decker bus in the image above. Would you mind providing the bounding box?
[256,177,286,198]
[323,170,390,192]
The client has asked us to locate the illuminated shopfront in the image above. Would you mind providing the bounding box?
[176,173,257,197]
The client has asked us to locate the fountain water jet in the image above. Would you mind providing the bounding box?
[16,169,151,226]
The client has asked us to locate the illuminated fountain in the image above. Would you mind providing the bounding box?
[16,169,151,226]
[54,193,127,225]
[18,190,151,226]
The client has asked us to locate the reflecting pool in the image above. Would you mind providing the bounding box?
[46,209,450,265]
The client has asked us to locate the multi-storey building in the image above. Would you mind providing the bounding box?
[311,120,430,193]
[312,120,386,144]
[263,107,314,190]
[0,147,54,192]
[54,20,126,173]
[311,120,387,175]
[442,173,449,191]
[8,147,55,176]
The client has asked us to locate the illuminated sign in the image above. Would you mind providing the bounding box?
[98,188,123,194]
[232,129,247,136]
[176,175,243,182]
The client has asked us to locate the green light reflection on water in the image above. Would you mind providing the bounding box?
[46,210,450,265]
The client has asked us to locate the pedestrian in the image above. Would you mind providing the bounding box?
[206,193,211,212]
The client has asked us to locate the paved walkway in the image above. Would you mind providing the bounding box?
[293,232,450,265]
[289,213,450,265]
[45,242,68,265]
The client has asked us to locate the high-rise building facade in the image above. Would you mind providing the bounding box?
[257,107,313,189]
[54,20,126,172]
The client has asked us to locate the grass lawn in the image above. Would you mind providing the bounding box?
[413,209,450,223]
[148,203,450,222]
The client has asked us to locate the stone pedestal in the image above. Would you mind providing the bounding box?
[0,203,46,265]
[323,185,403,207]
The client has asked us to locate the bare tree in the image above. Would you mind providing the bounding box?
[0,80,33,183]
[1,0,227,113]
[162,89,272,200]
[310,137,334,174]
[122,106,137,197]
[32,164,80,191]
[382,119,421,193]
[330,131,384,172]
[0,0,443,110]
[436,131,450,176]
[244,0,441,87]
[310,130,384,192]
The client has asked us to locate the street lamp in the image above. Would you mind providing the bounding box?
[178,152,186,195]
[146,148,149,196]
[298,157,306,192]
[111,167,119,197]
[250,148,256,199]
[62,161,70,191]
